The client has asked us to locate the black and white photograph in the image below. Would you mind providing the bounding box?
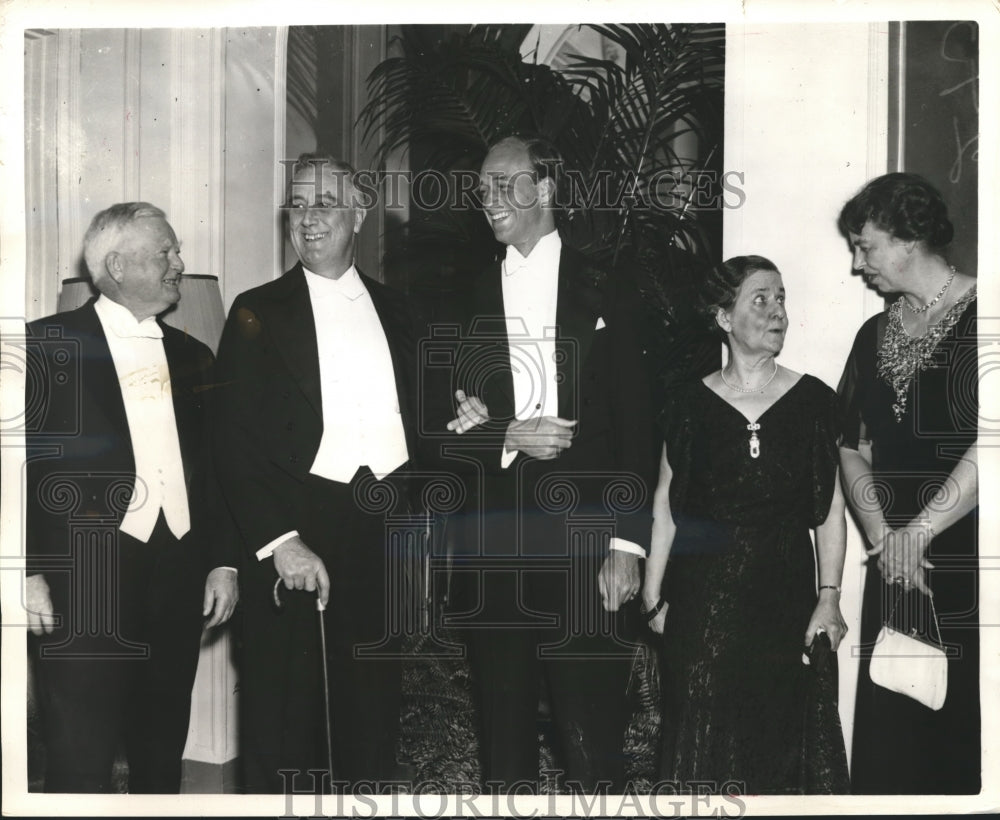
[1,0,997,815]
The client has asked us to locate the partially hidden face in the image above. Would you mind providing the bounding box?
[115,216,184,317]
[287,164,365,277]
[718,268,788,355]
[479,140,554,254]
[848,220,911,293]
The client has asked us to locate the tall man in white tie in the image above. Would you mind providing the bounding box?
[443,134,657,791]
[24,202,239,793]
[213,154,420,793]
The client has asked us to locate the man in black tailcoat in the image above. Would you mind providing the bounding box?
[440,134,657,792]
[213,154,420,793]
[25,202,238,793]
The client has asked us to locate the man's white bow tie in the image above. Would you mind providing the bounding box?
[504,251,530,277]
[112,321,164,340]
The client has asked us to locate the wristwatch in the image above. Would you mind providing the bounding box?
[641,597,666,622]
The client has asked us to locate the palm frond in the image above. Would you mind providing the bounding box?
[349,22,724,389]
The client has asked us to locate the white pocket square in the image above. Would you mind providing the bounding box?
[595,317,606,330]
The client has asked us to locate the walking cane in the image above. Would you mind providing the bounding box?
[316,593,335,793]
[272,579,335,792]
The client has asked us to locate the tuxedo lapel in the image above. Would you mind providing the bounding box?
[470,252,604,421]
[262,265,323,418]
[73,303,136,467]
[159,328,204,490]
[470,263,516,420]
[363,271,416,445]
[555,248,602,417]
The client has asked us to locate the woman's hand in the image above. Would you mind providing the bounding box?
[876,522,935,596]
[804,590,847,651]
[643,591,668,634]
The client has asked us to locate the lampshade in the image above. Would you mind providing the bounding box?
[56,276,99,312]
[56,274,227,354]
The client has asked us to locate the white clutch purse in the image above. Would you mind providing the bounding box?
[869,590,948,711]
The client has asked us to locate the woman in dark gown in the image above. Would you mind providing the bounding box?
[837,173,979,795]
[642,256,850,795]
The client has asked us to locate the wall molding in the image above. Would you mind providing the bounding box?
[209,29,227,295]
[169,30,228,281]
[864,21,891,321]
[56,30,82,287]
[273,27,289,284]
[24,30,59,320]
[123,29,141,201]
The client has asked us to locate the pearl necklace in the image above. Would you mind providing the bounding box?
[720,359,778,393]
[903,268,955,315]
[720,360,777,459]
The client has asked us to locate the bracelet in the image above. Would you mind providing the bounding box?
[818,584,841,593]
[641,597,666,621]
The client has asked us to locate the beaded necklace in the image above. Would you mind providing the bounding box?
[902,267,955,314]
[877,286,976,422]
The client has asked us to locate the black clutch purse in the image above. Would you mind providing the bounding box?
[803,630,833,675]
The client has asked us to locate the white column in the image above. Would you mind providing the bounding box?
[221,27,284,310]
[23,30,60,321]
[167,29,227,282]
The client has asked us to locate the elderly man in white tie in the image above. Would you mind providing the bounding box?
[441,134,657,792]
[213,154,420,793]
[24,202,238,793]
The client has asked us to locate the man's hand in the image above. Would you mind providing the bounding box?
[598,550,640,612]
[447,390,489,434]
[203,567,239,628]
[25,574,56,635]
[273,536,330,607]
[505,416,576,460]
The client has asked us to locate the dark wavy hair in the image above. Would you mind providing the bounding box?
[838,172,953,249]
[702,255,780,336]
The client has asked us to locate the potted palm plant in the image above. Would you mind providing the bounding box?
[357,22,725,397]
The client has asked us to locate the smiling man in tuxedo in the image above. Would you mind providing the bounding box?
[213,154,419,793]
[442,134,657,792]
[24,202,238,793]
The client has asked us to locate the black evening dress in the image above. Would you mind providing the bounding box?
[840,290,979,795]
[657,374,850,795]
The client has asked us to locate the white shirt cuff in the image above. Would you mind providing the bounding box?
[501,447,518,469]
[256,530,299,561]
[610,537,646,558]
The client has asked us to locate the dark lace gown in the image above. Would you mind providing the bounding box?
[657,374,850,795]
[840,293,979,795]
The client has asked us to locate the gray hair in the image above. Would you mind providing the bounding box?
[82,202,167,284]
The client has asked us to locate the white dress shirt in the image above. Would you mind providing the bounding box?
[256,266,409,561]
[93,296,190,542]
[502,230,562,424]
[306,266,409,480]
[498,233,643,558]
